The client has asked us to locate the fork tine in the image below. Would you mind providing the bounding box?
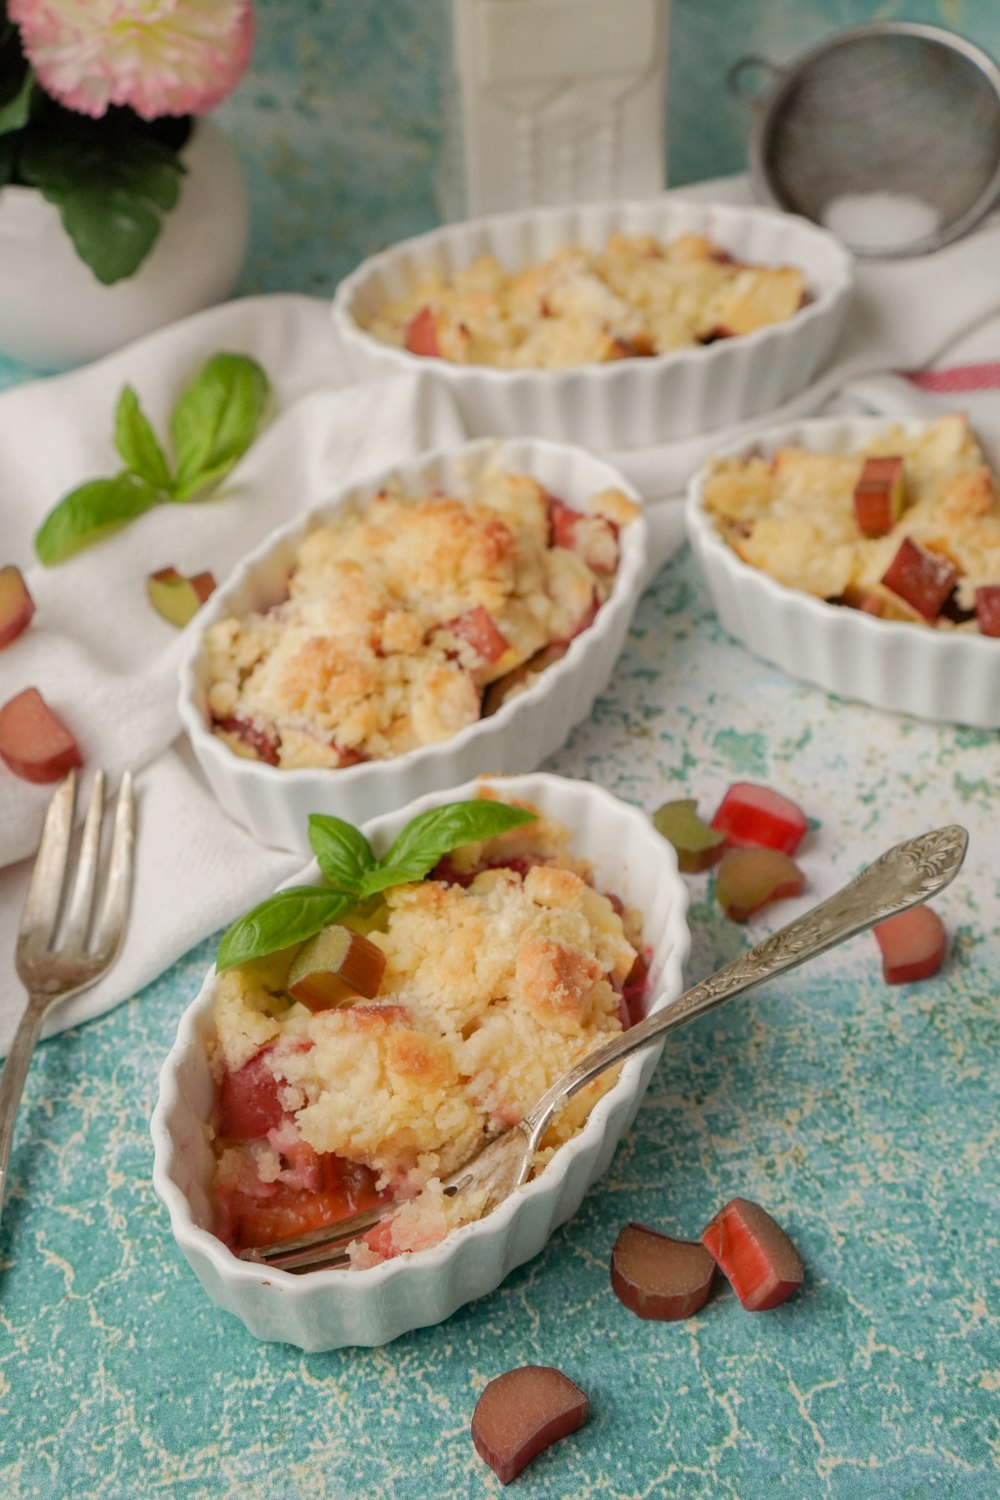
[60,770,105,952]
[239,1200,392,1269]
[17,771,77,953]
[89,772,136,961]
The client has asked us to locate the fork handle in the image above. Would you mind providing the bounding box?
[0,994,50,1229]
[522,824,969,1149]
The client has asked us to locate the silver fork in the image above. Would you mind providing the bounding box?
[241,822,968,1274]
[0,769,136,1231]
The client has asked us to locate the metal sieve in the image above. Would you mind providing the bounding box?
[732,22,1000,258]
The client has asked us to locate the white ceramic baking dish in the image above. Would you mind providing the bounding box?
[150,771,691,1351]
[686,413,1000,727]
[331,196,854,448]
[178,436,648,854]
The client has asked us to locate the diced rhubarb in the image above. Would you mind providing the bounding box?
[974,585,1000,637]
[287,924,387,1011]
[226,1158,385,1250]
[217,1048,285,1138]
[548,496,619,573]
[715,847,805,922]
[701,1197,804,1311]
[611,1223,716,1320]
[403,305,440,357]
[213,714,280,766]
[874,904,947,983]
[0,565,35,648]
[710,782,809,855]
[620,949,650,1027]
[653,798,727,872]
[147,565,217,627]
[471,1366,589,1485]
[442,606,510,673]
[880,537,957,622]
[853,455,906,537]
[0,687,82,783]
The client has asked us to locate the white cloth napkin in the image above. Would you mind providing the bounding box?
[4,179,1000,1057]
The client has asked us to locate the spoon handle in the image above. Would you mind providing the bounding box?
[524,824,968,1143]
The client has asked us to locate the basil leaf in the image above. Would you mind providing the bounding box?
[308,813,375,894]
[216,887,356,971]
[169,354,270,499]
[20,128,184,284]
[34,472,160,565]
[361,801,537,895]
[115,385,171,491]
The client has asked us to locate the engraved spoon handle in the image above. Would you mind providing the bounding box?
[523,825,968,1147]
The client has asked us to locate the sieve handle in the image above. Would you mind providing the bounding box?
[727,55,785,104]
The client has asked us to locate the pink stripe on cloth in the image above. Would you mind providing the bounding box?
[904,363,1000,392]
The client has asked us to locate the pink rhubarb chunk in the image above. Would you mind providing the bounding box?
[710,782,809,854]
[880,537,957,621]
[0,687,82,783]
[0,565,35,648]
[471,1366,589,1485]
[874,905,947,983]
[611,1222,716,1320]
[701,1197,804,1311]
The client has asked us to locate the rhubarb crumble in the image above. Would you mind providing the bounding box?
[203,468,638,769]
[207,805,649,1265]
[701,414,1000,632]
[365,232,808,368]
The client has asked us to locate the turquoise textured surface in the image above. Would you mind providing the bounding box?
[2,2,999,1495]
[3,558,998,1498]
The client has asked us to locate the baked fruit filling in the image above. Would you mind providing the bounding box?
[702,414,1000,630]
[365,231,809,369]
[208,805,650,1266]
[203,468,638,769]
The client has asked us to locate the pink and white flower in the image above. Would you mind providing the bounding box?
[10,0,255,120]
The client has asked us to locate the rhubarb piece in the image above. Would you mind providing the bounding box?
[710,782,809,855]
[0,687,82,783]
[880,537,957,622]
[0,565,35,648]
[213,714,280,766]
[874,905,947,983]
[147,566,216,627]
[471,1366,589,1485]
[701,1197,804,1311]
[652,798,726,873]
[715,847,805,922]
[442,606,510,676]
[974,585,1000,637]
[403,305,440,357]
[217,1048,285,1139]
[853,455,906,537]
[287,924,387,1012]
[611,1222,716,1320]
[548,496,620,573]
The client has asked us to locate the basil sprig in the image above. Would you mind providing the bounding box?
[34,353,271,565]
[216,800,537,971]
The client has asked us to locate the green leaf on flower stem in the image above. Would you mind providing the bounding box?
[169,353,271,500]
[34,472,161,565]
[0,68,32,137]
[216,888,357,972]
[115,386,171,491]
[19,128,185,284]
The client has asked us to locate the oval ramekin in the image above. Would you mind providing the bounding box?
[686,413,1000,727]
[331,196,854,448]
[150,771,691,1351]
[178,436,649,854]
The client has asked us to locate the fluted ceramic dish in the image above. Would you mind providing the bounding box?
[150,772,691,1351]
[178,437,648,854]
[686,413,1000,727]
[331,196,854,448]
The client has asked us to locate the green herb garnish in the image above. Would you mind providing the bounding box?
[216,800,537,972]
[34,352,271,564]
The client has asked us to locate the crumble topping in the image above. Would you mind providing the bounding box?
[203,468,637,769]
[365,232,808,369]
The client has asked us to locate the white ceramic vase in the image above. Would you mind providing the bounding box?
[0,118,250,368]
